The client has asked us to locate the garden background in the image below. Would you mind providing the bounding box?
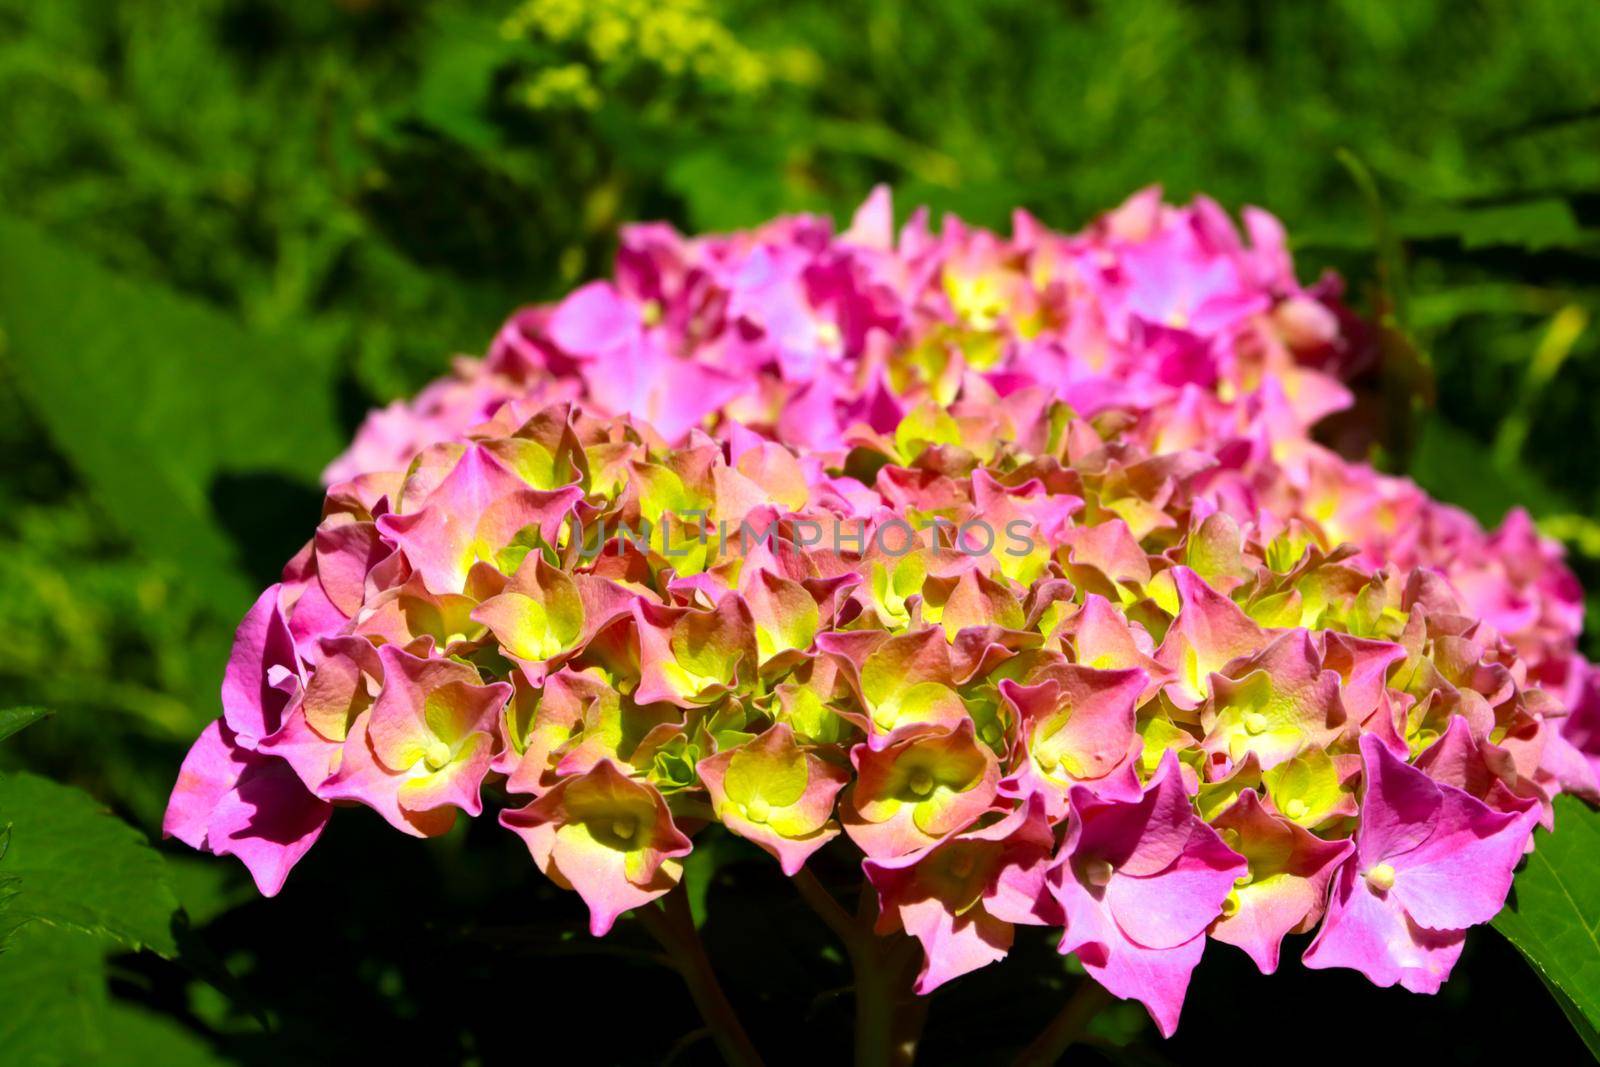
[2,1,1599,1063]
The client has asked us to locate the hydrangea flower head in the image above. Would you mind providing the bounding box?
[165,187,1589,1040]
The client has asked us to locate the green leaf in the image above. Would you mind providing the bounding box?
[0,924,120,1065]
[0,215,342,615]
[161,855,254,930]
[0,775,214,1066]
[0,706,52,744]
[0,856,20,946]
[1493,795,1600,1058]
[0,771,179,957]
[664,143,797,233]
[681,825,739,929]
[1294,198,1594,254]
[1400,198,1588,252]
[1410,416,1570,526]
[1525,962,1600,1063]
[410,12,523,154]
[0,923,226,1067]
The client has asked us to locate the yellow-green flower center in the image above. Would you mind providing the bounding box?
[1084,859,1114,887]
[1243,711,1269,735]
[1364,862,1396,892]
[1284,798,1309,820]
[745,796,771,823]
[424,740,452,771]
[908,769,935,798]
[611,816,639,845]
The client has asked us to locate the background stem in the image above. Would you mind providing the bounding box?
[1011,979,1112,1067]
[638,889,766,1067]
[853,938,900,1067]
[793,869,925,1067]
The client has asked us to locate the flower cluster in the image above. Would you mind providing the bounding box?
[171,188,1593,1036]
[326,187,1594,767]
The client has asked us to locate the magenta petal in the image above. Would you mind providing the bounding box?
[548,281,640,356]
[1100,764,1244,948]
[1355,732,1440,866]
[1207,792,1353,974]
[164,720,330,896]
[901,896,1012,994]
[221,585,301,748]
[1389,794,1537,930]
[1051,751,1243,1036]
[256,706,344,793]
[1104,838,1239,951]
[1303,860,1465,994]
[165,720,242,851]
[318,712,457,839]
[1098,933,1207,1039]
[1360,733,1536,929]
[1056,877,1207,1039]
[207,759,331,896]
[1212,882,1311,974]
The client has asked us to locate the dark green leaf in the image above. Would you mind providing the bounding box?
[0,841,20,946]
[1410,417,1570,525]
[665,145,796,233]
[410,12,523,153]
[1525,963,1600,1062]
[1300,200,1593,254]
[681,825,741,929]
[0,923,225,1067]
[1401,198,1589,251]
[0,215,342,616]
[0,771,179,957]
[0,776,217,1065]
[0,706,51,744]
[1493,796,1600,1058]
[162,855,254,930]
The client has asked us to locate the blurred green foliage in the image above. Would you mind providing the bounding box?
[1,0,1598,1063]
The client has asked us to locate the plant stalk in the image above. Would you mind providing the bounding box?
[638,888,766,1067]
[853,934,899,1067]
[793,870,925,1067]
[1011,978,1112,1067]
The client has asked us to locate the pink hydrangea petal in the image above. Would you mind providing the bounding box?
[1302,861,1466,994]
[221,585,301,748]
[163,720,330,896]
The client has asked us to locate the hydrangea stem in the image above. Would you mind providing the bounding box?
[792,866,858,943]
[853,936,899,1067]
[1011,978,1112,1067]
[792,870,924,1067]
[638,888,765,1067]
